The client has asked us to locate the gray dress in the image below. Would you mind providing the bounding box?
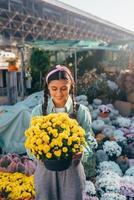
[34,160,86,200]
[31,97,92,200]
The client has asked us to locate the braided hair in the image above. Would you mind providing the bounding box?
[42,65,77,118]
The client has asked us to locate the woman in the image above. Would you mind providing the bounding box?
[31,65,93,200]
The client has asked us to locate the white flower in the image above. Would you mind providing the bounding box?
[92,119,105,132]
[102,125,115,137]
[114,135,127,143]
[85,181,96,195]
[96,170,121,180]
[113,130,124,137]
[125,166,134,176]
[103,141,122,157]
[96,171,120,195]
[97,161,123,176]
[92,110,99,120]
[93,98,102,106]
[100,192,126,200]
[76,95,88,101]
[117,117,131,128]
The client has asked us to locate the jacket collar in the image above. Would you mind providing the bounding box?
[47,95,73,114]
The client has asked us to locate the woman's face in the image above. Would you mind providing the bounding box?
[48,79,71,107]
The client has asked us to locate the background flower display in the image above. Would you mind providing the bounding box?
[0,154,36,175]
[77,95,134,200]
[78,72,122,104]
[25,113,87,162]
[0,172,35,199]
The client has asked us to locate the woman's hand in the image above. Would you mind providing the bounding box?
[72,152,82,166]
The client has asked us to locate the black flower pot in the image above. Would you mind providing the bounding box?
[44,157,72,171]
[108,155,117,161]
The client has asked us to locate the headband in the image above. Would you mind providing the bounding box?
[46,65,74,84]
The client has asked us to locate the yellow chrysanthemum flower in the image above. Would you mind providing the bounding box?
[42,145,50,153]
[62,147,68,153]
[54,150,61,157]
[46,152,52,159]
[36,138,42,145]
[74,144,79,149]
[72,148,76,153]
[0,172,35,200]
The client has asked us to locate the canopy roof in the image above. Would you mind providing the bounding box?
[27,40,120,52]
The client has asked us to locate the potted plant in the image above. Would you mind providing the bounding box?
[103,141,122,161]
[25,113,87,171]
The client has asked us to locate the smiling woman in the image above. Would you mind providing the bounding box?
[48,79,71,107]
[26,64,95,200]
[43,65,76,115]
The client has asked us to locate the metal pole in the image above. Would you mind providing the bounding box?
[19,46,25,99]
[6,71,10,104]
[13,71,18,103]
[8,0,11,12]
[74,51,77,84]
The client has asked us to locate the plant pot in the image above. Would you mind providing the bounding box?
[99,112,109,118]
[43,157,72,171]
[8,64,19,72]
[108,155,117,161]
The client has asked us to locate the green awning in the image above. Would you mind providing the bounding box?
[27,39,119,52]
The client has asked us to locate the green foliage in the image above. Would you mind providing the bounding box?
[78,50,104,76]
[82,153,96,180]
[65,50,104,76]
[29,48,50,92]
[30,48,50,72]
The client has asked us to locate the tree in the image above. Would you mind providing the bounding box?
[29,48,50,92]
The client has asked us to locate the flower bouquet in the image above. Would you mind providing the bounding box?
[25,113,87,171]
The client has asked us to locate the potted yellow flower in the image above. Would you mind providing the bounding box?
[25,113,87,171]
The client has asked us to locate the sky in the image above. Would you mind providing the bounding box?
[59,0,134,32]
